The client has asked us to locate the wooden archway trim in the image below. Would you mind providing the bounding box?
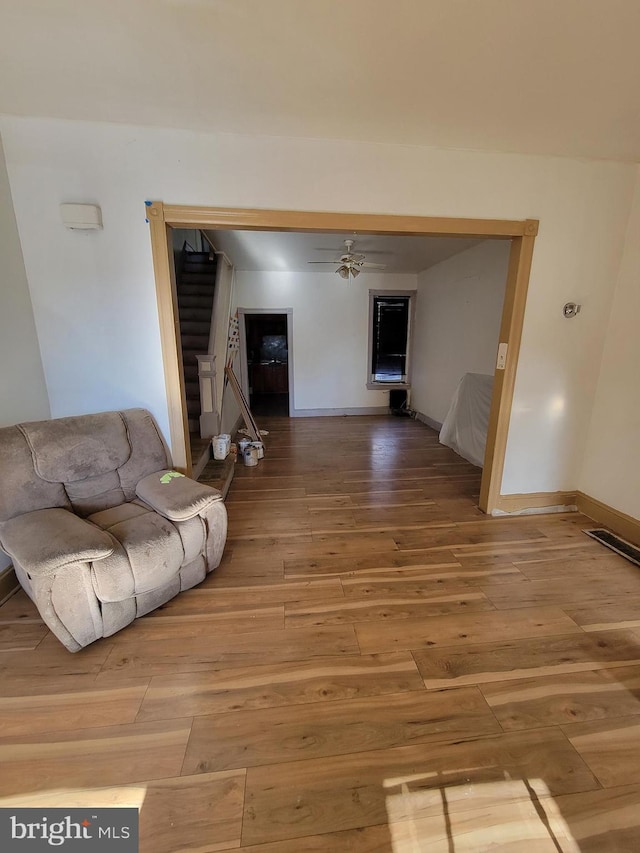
[147,202,538,512]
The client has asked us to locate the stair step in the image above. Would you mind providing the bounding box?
[180,272,216,284]
[182,356,202,372]
[180,320,210,336]
[182,267,215,278]
[178,295,212,309]
[177,250,216,432]
[183,364,199,381]
[183,259,215,270]
[185,381,200,399]
[178,284,215,297]
[178,306,211,321]
[181,334,209,349]
[184,251,211,262]
[181,350,207,369]
[198,455,235,499]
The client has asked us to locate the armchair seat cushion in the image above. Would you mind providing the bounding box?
[88,502,184,601]
[0,508,113,576]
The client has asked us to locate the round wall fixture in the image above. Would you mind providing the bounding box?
[562,302,581,318]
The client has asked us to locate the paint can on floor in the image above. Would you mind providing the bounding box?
[251,441,264,459]
[212,435,228,460]
[243,445,259,467]
[238,437,251,455]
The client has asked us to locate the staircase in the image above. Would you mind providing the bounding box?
[176,247,217,435]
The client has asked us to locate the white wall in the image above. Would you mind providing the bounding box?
[0,116,636,495]
[0,121,169,438]
[412,240,509,425]
[579,168,640,519]
[235,271,416,411]
[0,135,50,570]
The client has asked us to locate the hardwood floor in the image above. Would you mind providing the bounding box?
[2,415,640,851]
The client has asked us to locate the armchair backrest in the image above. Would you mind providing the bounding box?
[0,408,170,522]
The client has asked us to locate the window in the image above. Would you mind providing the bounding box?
[367,290,415,388]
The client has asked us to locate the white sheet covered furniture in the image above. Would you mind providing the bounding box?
[439,373,494,467]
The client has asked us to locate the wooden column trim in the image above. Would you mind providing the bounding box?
[147,201,191,474]
[480,227,537,513]
[162,206,528,238]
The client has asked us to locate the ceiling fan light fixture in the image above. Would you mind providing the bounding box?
[315,240,385,278]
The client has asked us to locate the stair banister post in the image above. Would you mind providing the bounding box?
[196,354,219,438]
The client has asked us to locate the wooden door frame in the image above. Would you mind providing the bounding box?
[237,308,295,417]
[146,201,538,511]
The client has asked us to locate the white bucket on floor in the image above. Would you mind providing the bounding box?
[212,435,228,460]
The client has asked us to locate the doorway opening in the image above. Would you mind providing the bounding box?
[147,203,538,513]
[241,312,291,416]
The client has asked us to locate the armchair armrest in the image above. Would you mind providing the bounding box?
[0,508,114,576]
[136,470,222,522]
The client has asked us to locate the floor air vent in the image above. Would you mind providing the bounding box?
[584,529,640,567]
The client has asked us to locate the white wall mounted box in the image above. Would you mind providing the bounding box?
[60,203,102,229]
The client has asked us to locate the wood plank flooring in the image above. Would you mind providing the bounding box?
[2,415,640,851]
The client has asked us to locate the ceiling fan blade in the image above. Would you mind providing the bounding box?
[360,262,387,269]
[308,260,341,265]
[356,249,394,256]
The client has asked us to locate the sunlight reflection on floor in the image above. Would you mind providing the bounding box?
[384,773,581,852]
[0,785,147,812]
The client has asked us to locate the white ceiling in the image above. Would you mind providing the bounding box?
[206,230,483,274]
[1,1,640,162]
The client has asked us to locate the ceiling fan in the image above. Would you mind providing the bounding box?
[308,239,387,279]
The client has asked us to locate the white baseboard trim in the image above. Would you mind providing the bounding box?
[290,407,389,418]
[414,411,443,432]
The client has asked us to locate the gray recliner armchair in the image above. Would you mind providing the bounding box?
[0,408,227,651]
